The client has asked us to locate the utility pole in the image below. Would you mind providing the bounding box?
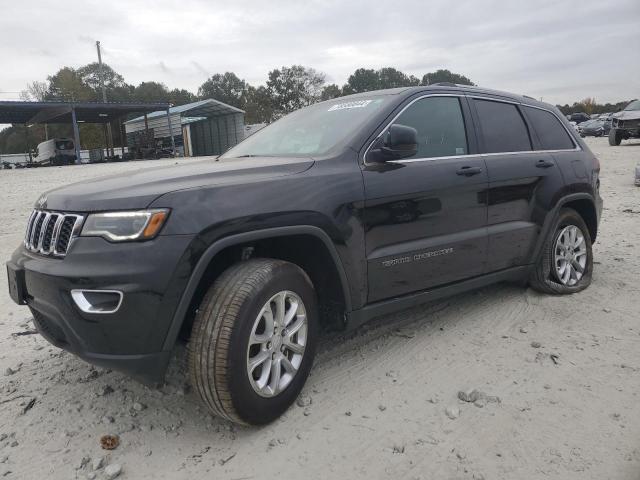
[96,41,113,157]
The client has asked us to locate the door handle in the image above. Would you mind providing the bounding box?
[536,159,555,168]
[456,166,482,176]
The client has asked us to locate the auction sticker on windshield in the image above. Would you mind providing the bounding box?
[328,100,373,111]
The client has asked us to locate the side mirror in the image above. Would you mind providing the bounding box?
[369,124,418,162]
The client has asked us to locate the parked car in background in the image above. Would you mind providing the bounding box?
[579,117,612,137]
[35,138,76,166]
[569,121,580,132]
[609,100,640,146]
[569,112,591,124]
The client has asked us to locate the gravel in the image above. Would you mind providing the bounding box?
[0,139,639,479]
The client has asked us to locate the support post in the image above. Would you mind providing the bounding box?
[166,108,176,156]
[119,117,125,158]
[71,107,82,164]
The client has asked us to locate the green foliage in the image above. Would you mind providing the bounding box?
[132,81,170,103]
[267,65,326,118]
[556,100,630,116]
[244,86,273,124]
[197,72,247,109]
[342,67,420,94]
[320,84,342,101]
[421,69,475,86]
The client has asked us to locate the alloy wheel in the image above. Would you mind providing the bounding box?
[553,225,587,286]
[246,291,308,397]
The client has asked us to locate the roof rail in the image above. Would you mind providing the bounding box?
[430,82,457,87]
[522,95,536,100]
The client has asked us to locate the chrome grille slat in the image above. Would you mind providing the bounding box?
[23,209,84,257]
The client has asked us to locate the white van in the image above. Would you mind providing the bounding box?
[35,138,76,166]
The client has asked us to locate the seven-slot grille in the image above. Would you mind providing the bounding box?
[24,210,84,256]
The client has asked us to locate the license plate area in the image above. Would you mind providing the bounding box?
[6,264,27,305]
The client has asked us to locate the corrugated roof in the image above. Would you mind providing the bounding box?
[125,98,244,124]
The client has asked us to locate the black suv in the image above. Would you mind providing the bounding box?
[7,85,602,425]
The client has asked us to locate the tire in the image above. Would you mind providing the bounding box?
[529,208,593,295]
[188,258,318,425]
[608,129,622,146]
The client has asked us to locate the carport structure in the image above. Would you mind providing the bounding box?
[0,100,172,163]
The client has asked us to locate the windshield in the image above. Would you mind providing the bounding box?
[624,100,640,111]
[56,140,74,150]
[221,96,391,158]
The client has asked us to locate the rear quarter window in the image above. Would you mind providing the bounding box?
[524,107,575,150]
[474,100,532,153]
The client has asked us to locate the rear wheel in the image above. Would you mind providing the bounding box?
[608,129,622,146]
[529,208,593,294]
[188,258,318,425]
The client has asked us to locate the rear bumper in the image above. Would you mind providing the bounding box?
[7,234,195,384]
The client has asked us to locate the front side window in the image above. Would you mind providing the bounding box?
[389,96,468,159]
[524,107,575,150]
[474,100,532,153]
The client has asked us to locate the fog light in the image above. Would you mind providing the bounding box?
[71,289,123,314]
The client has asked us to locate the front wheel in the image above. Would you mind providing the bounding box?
[608,129,622,146]
[188,258,318,425]
[529,208,593,294]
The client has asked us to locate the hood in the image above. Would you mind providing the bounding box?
[612,110,640,121]
[39,157,314,212]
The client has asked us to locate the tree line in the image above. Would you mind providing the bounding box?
[1,62,633,154]
[0,64,474,154]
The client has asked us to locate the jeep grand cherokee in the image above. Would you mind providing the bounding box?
[7,84,603,425]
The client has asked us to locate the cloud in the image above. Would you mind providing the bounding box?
[0,0,638,104]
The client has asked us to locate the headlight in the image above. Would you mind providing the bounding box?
[81,209,169,242]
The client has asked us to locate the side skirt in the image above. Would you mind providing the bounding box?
[346,265,530,331]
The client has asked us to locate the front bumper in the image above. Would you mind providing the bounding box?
[7,234,196,384]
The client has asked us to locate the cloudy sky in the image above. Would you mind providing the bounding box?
[1,0,639,105]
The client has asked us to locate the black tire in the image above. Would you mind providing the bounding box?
[188,258,318,425]
[608,129,622,146]
[529,208,593,295]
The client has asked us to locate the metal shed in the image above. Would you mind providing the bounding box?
[124,99,245,156]
[0,100,170,163]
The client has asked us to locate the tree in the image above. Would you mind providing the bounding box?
[198,72,247,108]
[244,85,274,124]
[343,68,379,94]
[76,62,133,102]
[132,81,170,103]
[421,69,475,86]
[378,67,420,89]
[267,65,326,117]
[321,84,342,101]
[169,88,197,106]
[342,67,420,94]
[20,81,48,101]
[46,67,95,102]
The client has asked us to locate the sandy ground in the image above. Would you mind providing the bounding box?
[0,138,639,480]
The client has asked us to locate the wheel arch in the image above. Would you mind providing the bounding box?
[532,193,599,263]
[162,226,352,351]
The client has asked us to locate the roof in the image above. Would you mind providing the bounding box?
[338,85,551,110]
[125,98,245,125]
[0,100,170,125]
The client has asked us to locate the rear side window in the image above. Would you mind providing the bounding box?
[524,107,575,150]
[474,100,532,153]
[390,96,468,159]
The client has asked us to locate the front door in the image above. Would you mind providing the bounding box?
[362,95,489,303]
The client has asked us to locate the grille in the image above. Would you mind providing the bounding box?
[24,209,84,257]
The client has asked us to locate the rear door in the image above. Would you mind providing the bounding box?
[470,97,566,271]
[362,94,489,302]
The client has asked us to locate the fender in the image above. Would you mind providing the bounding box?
[161,225,352,351]
[530,192,598,263]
